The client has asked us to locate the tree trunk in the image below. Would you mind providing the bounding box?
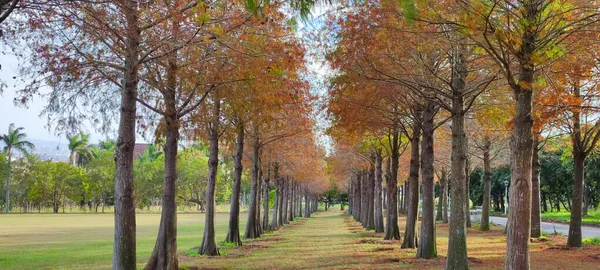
[505,40,536,270]
[567,82,587,248]
[282,177,289,225]
[382,186,387,211]
[531,138,542,238]
[481,139,492,232]
[385,138,401,240]
[145,19,181,268]
[145,116,179,269]
[465,156,471,228]
[145,109,180,269]
[504,3,539,269]
[297,184,302,217]
[348,181,353,215]
[402,124,420,249]
[225,123,244,246]
[542,192,548,213]
[5,156,10,214]
[270,163,280,230]
[199,92,221,256]
[417,102,437,258]
[277,176,284,227]
[442,169,449,224]
[244,138,262,239]
[113,1,139,268]
[374,149,384,233]
[436,193,443,222]
[567,152,585,247]
[288,179,294,222]
[445,39,469,269]
[361,171,368,227]
[256,165,263,235]
[403,183,408,214]
[436,170,446,222]
[355,174,361,221]
[366,158,376,230]
[305,189,311,218]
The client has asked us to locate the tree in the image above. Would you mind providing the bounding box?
[10,1,198,266]
[0,0,17,26]
[1,123,34,213]
[469,91,511,231]
[447,1,600,268]
[85,150,116,213]
[225,122,245,246]
[67,132,91,167]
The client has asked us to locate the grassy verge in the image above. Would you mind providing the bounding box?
[541,210,600,226]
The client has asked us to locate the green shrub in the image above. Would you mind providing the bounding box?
[583,237,600,246]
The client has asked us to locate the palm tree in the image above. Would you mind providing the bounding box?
[68,132,92,166]
[1,123,34,213]
[99,139,116,151]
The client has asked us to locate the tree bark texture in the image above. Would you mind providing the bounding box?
[402,124,420,249]
[481,139,492,232]
[244,138,262,239]
[199,93,221,256]
[113,1,140,268]
[445,38,469,269]
[531,138,541,238]
[145,36,181,268]
[375,149,384,233]
[417,102,437,259]
[225,124,244,246]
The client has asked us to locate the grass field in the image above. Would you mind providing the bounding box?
[3,208,600,269]
[541,210,600,226]
[0,212,247,269]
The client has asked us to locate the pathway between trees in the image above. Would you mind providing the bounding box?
[490,216,600,238]
[183,209,404,269]
[183,210,600,269]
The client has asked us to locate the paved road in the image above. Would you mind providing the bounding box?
[490,216,600,238]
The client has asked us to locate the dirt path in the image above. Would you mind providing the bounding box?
[183,209,403,269]
[183,209,600,269]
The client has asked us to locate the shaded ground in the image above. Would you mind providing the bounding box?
[184,210,600,269]
[182,210,403,269]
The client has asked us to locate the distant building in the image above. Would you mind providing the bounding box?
[133,143,150,160]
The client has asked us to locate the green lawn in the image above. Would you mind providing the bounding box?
[4,208,600,269]
[0,212,247,270]
[541,209,600,226]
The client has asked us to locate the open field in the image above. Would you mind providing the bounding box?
[3,209,600,269]
[0,212,247,269]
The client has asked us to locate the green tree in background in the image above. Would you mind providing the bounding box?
[1,123,34,213]
[67,132,91,167]
[85,150,115,212]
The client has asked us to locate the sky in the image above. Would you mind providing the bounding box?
[0,3,335,149]
[0,54,111,143]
